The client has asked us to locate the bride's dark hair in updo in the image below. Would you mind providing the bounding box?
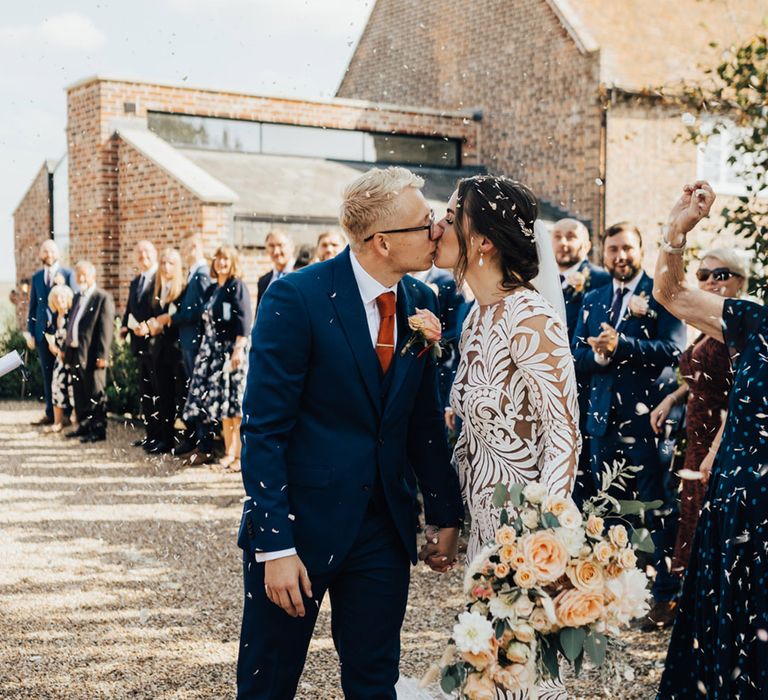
[453,175,539,290]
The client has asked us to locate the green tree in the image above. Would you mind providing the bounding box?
[676,34,768,300]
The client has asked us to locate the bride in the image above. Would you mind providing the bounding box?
[422,175,581,699]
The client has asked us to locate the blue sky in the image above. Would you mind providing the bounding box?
[0,0,373,281]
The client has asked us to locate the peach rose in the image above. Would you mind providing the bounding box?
[496,526,516,546]
[499,544,517,563]
[511,622,536,643]
[566,559,605,593]
[606,561,623,578]
[609,525,629,548]
[513,565,537,589]
[494,562,511,579]
[528,607,554,632]
[593,541,614,564]
[542,495,575,517]
[504,641,531,664]
[619,547,638,569]
[463,672,496,700]
[521,531,569,583]
[493,662,533,690]
[511,551,527,568]
[554,588,604,627]
[408,308,442,343]
[462,648,496,671]
[513,595,536,618]
[585,514,604,538]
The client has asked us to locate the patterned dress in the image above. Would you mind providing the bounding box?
[450,289,581,700]
[658,300,768,699]
[50,323,71,409]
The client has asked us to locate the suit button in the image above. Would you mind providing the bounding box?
[378,437,384,446]
[362,485,371,492]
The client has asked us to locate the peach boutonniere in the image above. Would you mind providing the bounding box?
[565,270,587,294]
[401,307,443,359]
[627,292,658,320]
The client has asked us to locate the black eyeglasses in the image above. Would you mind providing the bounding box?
[363,210,437,243]
[696,267,742,282]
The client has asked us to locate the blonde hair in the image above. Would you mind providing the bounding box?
[700,246,752,281]
[154,248,185,305]
[339,167,424,247]
[211,244,242,280]
[47,284,74,314]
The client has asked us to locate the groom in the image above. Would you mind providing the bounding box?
[236,166,465,699]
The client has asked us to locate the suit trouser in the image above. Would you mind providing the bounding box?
[236,503,410,700]
[134,348,159,441]
[70,365,107,435]
[591,428,680,602]
[152,352,186,445]
[36,342,56,418]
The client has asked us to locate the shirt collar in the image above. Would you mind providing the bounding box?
[80,284,96,298]
[613,271,643,296]
[349,250,398,305]
[141,264,158,279]
[45,261,60,275]
[562,259,586,278]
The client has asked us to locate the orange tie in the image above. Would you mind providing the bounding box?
[375,292,396,374]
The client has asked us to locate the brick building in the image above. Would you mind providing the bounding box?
[338,0,767,251]
[13,76,482,326]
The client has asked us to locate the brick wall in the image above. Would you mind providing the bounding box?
[13,163,52,329]
[338,0,604,231]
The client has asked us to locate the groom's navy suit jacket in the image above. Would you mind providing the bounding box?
[238,248,464,574]
[572,271,686,440]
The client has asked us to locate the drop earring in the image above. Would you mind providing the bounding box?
[478,251,484,267]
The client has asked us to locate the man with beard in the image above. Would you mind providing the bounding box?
[572,221,686,627]
[551,218,611,508]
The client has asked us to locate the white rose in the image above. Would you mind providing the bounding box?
[558,508,583,530]
[452,611,495,655]
[506,642,531,664]
[523,482,548,504]
[513,595,535,618]
[521,508,540,530]
[555,525,586,557]
[511,622,535,643]
[489,595,518,622]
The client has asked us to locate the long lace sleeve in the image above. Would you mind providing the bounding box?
[507,305,581,498]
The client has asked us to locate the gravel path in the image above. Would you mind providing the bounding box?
[0,401,669,699]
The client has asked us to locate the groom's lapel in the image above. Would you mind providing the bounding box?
[384,277,420,412]
[328,249,382,414]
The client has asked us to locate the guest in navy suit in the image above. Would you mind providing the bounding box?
[573,221,686,612]
[236,167,464,700]
[26,239,77,425]
[551,218,611,507]
[120,240,158,450]
[256,230,295,309]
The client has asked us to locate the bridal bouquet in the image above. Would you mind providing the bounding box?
[436,465,659,698]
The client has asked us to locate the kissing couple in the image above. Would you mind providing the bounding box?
[236,167,581,699]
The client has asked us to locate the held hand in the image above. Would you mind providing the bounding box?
[650,396,673,435]
[133,322,149,337]
[700,448,717,485]
[155,313,171,327]
[26,335,36,350]
[419,526,459,573]
[231,346,245,370]
[264,554,313,618]
[147,318,162,336]
[119,327,129,339]
[444,407,456,432]
[47,343,58,357]
[95,358,107,369]
[667,181,715,241]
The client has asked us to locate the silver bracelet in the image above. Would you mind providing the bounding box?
[660,228,687,255]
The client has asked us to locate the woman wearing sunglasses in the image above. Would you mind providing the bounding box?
[649,246,749,626]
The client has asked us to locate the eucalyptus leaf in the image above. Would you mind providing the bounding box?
[617,499,663,515]
[541,639,560,679]
[492,483,509,508]
[632,527,656,554]
[499,509,509,527]
[584,631,607,666]
[559,627,586,662]
[508,483,525,507]
[542,512,560,529]
[440,668,457,694]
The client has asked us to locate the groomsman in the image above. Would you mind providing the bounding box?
[256,231,295,309]
[572,221,686,620]
[26,239,78,425]
[64,261,115,443]
[551,218,611,507]
[120,240,158,449]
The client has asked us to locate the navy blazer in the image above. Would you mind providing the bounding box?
[171,266,212,356]
[572,271,687,439]
[122,273,156,355]
[563,259,612,342]
[238,248,464,573]
[27,266,78,342]
[202,277,253,344]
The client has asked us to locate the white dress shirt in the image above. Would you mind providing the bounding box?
[138,264,158,296]
[255,250,398,563]
[44,261,60,287]
[68,285,96,348]
[594,271,643,366]
[268,262,295,287]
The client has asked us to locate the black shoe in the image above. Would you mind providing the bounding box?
[146,441,171,454]
[132,438,148,448]
[80,432,106,443]
[142,440,159,453]
[32,415,54,426]
[65,426,88,439]
[172,439,196,456]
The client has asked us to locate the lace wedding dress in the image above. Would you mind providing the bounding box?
[452,290,580,700]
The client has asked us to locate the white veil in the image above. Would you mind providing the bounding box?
[531,220,567,324]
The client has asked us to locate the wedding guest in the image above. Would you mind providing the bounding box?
[572,221,687,621]
[120,240,158,450]
[655,182,768,699]
[314,230,346,262]
[26,239,77,426]
[45,284,75,434]
[152,232,212,456]
[145,248,187,454]
[647,247,747,627]
[256,231,294,308]
[182,245,252,470]
[551,218,611,508]
[63,261,115,443]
